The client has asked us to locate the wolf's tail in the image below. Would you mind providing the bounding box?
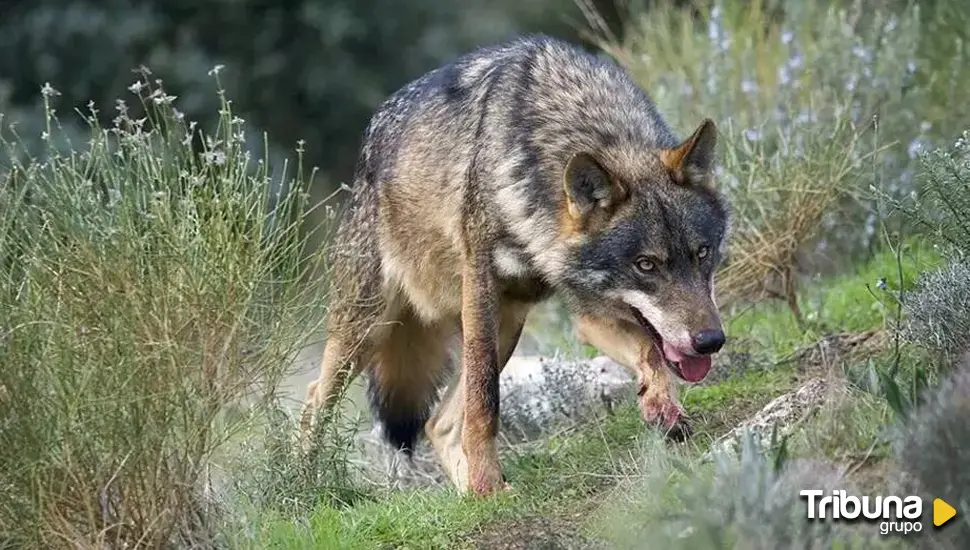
[366,359,453,454]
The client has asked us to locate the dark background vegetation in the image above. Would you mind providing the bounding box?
[0,0,966,193]
[0,0,641,192]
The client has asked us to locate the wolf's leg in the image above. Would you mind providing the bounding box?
[300,331,374,435]
[301,287,414,441]
[572,314,688,438]
[423,374,466,489]
[454,242,504,496]
[300,196,387,437]
[427,300,530,493]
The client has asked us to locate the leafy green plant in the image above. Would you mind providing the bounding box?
[896,130,970,255]
[874,362,930,422]
[884,130,970,361]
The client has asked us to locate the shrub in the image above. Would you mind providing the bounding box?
[593,433,886,549]
[894,360,970,549]
[900,129,970,256]
[217,400,368,545]
[895,130,970,358]
[0,74,347,548]
[899,259,970,359]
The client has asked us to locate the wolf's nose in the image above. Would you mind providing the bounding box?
[691,329,725,355]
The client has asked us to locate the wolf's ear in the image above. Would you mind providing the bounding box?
[659,118,717,185]
[563,152,626,220]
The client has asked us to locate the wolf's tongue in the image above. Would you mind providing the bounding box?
[662,342,712,383]
[678,355,712,382]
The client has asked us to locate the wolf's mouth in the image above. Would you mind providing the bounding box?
[630,307,712,383]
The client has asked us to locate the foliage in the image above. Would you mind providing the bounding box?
[897,129,970,256]
[0,0,595,194]
[900,259,970,359]
[894,361,970,549]
[0,76,346,548]
[592,433,887,549]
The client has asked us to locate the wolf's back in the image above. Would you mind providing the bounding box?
[352,35,677,200]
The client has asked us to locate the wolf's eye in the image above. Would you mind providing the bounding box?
[697,245,710,260]
[634,256,656,273]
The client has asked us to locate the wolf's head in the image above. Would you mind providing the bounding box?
[556,119,729,383]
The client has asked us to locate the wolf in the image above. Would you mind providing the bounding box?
[300,34,730,496]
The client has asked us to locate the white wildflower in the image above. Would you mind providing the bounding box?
[202,150,227,166]
[153,93,177,105]
[907,139,924,159]
[40,82,60,98]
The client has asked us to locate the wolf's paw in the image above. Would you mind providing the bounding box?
[638,393,679,425]
[662,414,693,442]
[639,396,691,439]
[467,463,507,497]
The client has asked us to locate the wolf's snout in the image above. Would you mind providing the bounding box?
[691,329,725,355]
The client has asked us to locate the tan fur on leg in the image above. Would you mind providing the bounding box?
[425,379,468,489]
[573,314,684,430]
[427,302,530,492]
[300,335,371,437]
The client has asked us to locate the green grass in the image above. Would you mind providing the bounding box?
[726,238,942,358]
[249,489,517,550]
[685,370,793,414]
[791,387,891,464]
[799,239,942,330]
[245,403,648,549]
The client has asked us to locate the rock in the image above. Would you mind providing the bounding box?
[499,354,636,441]
[708,378,829,458]
[355,423,449,489]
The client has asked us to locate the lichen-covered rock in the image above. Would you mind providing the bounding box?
[709,378,828,458]
[499,354,636,441]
